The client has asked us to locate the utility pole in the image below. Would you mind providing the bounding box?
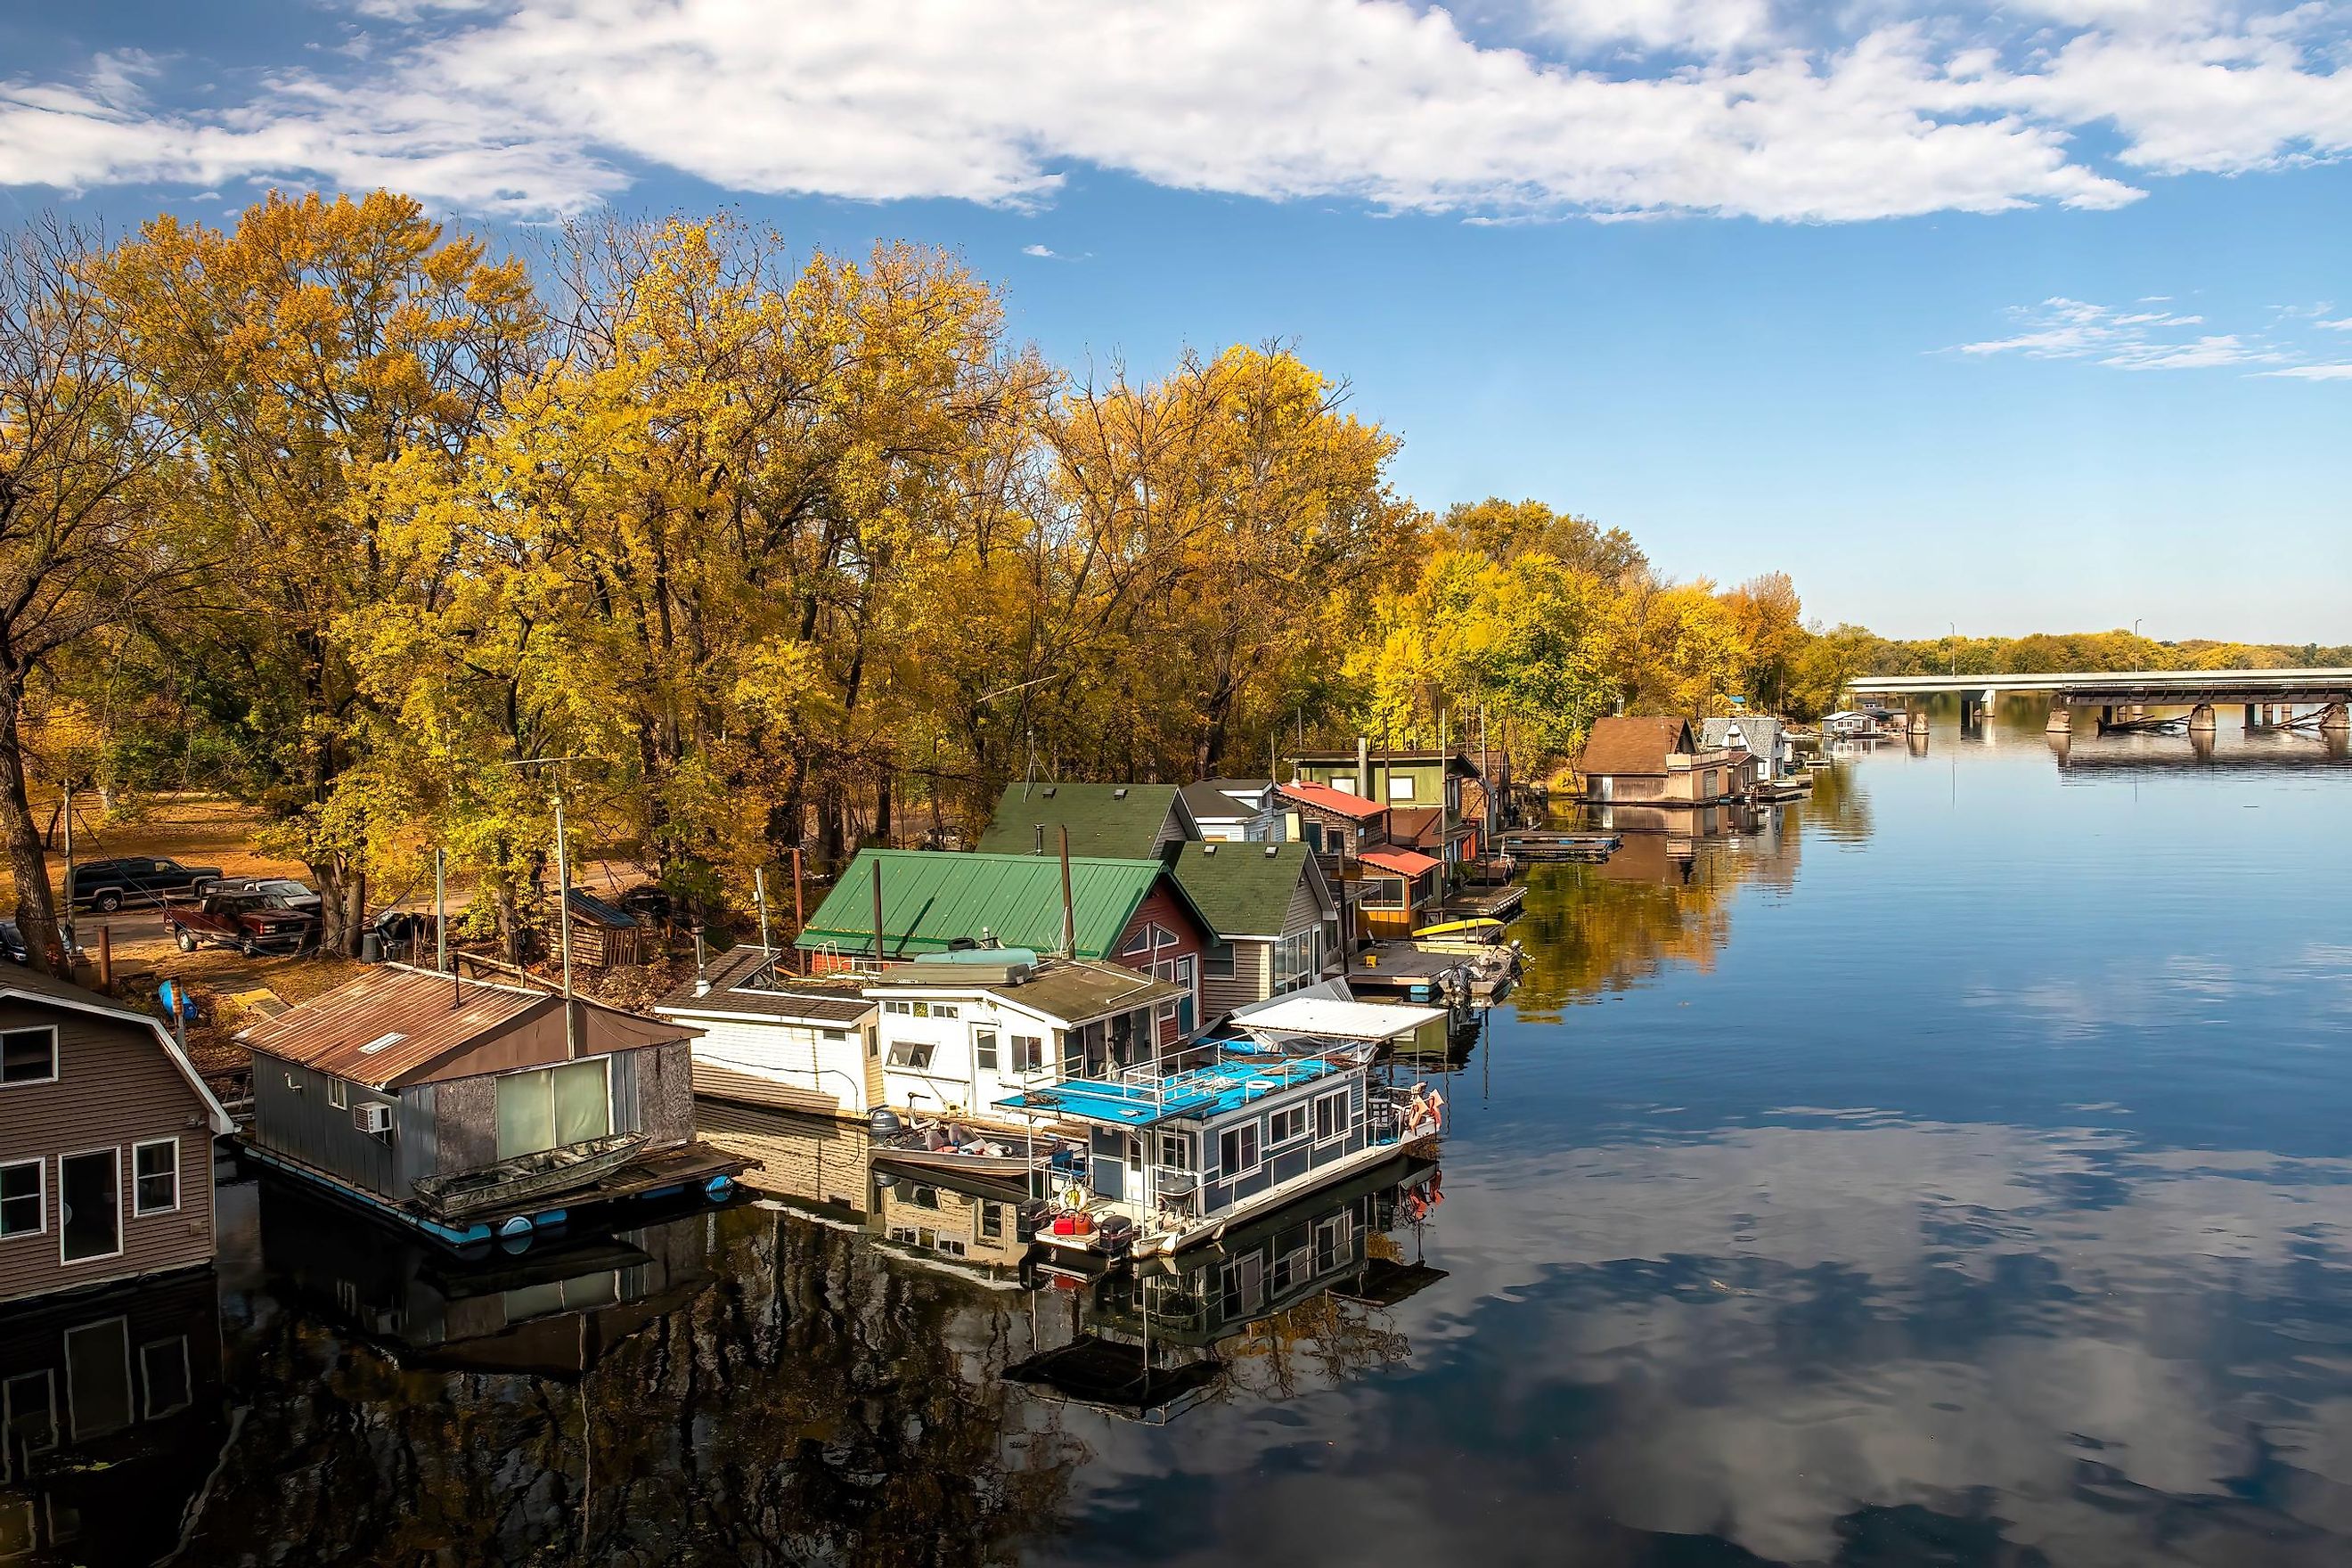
[755,865,772,954]
[551,784,577,1059]
[61,780,77,968]
[436,847,453,1002]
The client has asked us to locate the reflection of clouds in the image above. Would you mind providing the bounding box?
[1037,1117,2352,1566]
[1965,944,2352,1039]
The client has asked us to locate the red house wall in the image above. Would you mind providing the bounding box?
[1111,881,1211,1046]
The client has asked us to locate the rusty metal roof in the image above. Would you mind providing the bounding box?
[237,964,694,1090]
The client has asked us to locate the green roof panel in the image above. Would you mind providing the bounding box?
[974,783,1187,858]
[796,850,1170,960]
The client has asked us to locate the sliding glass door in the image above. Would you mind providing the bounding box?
[494,1060,613,1159]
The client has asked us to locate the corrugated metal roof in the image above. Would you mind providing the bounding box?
[795,850,1173,960]
[565,887,641,928]
[657,950,876,1024]
[1277,780,1388,821]
[238,964,695,1090]
[973,782,1190,858]
[869,959,1183,1025]
[1359,846,1441,878]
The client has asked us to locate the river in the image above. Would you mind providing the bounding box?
[12,706,2352,1565]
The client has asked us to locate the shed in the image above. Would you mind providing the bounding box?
[562,887,655,974]
[238,965,739,1244]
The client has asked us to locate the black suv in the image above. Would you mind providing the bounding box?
[68,856,225,913]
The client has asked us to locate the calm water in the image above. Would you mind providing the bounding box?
[12,706,2352,1566]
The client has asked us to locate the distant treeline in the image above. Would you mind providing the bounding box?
[1862,630,2352,678]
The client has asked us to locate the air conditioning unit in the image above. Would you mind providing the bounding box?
[353,1103,393,1136]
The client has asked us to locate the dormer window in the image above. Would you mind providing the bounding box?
[1,1026,57,1086]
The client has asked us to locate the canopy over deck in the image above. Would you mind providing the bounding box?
[1233,995,1447,1044]
[996,1055,1348,1130]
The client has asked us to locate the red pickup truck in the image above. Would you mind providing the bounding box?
[169,890,319,955]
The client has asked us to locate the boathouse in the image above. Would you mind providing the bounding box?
[1573,716,1757,805]
[239,965,740,1242]
[1275,780,1390,861]
[974,782,1198,859]
[796,849,1214,1047]
[1700,716,1796,782]
[1287,747,1491,845]
[1168,841,1336,1023]
[0,967,233,1306]
[655,947,881,1117]
[1353,846,1446,939]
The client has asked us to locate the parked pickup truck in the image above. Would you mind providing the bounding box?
[169,889,318,955]
[69,856,225,913]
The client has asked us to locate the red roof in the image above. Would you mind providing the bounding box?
[1359,846,1441,878]
[1278,780,1388,821]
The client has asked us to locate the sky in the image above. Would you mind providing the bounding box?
[3,0,2348,641]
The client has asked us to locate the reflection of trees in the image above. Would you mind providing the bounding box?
[1212,1292,1412,1404]
[187,1210,1081,1566]
[1508,785,1866,1017]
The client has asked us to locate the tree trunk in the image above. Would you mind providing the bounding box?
[0,681,67,976]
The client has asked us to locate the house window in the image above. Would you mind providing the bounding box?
[1011,1034,1045,1072]
[1159,1131,1194,1171]
[131,1139,178,1216]
[1275,931,1315,991]
[821,1028,850,1043]
[494,1060,611,1159]
[1122,926,1151,956]
[1217,1122,1262,1178]
[937,1237,968,1258]
[1389,775,1416,801]
[0,1159,41,1237]
[1205,943,1236,980]
[0,1026,57,1086]
[980,1202,1005,1239]
[911,1000,930,1018]
[911,1185,940,1209]
[1302,821,1324,852]
[326,1078,348,1110]
[1361,876,1406,911]
[140,1338,192,1418]
[932,1004,960,1020]
[885,1000,911,1016]
[1269,1105,1308,1146]
[974,1029,999,1070]
[1314,1090,1349,1143]
[1332,775,1358,796]
[886,1040,935,1069]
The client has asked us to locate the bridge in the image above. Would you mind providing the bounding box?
[1847,669,2352,736]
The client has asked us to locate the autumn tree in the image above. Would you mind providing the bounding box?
[0,217,187,972]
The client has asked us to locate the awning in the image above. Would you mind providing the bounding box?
[1358,847,1441,878]
[1234,995,1448,1043]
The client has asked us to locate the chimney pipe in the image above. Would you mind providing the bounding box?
[1356,735,1369,800]
[1058,825,1076,959]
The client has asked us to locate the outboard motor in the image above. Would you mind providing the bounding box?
[1094,1213,1137,1257]
[868,1107,904,1139]
[1016,1198,1052,1241]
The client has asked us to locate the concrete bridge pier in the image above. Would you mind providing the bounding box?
[2189,703,2217,734]
[2323,702,2350,734]
[1907,707,1931,737]
[2046,699,2073,735]
[2244,704,2258,728]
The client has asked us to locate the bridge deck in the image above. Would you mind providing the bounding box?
[1850,669,2352,704]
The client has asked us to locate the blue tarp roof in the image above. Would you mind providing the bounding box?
[996,1056,1346,1129]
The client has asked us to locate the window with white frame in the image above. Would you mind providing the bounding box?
[1217,1121,1261,1178]
[1122,925,1151,956]
[886,1040,935,1069]
[1360,875,1408,911]
[885,1000,911,1015]
[1010,1033,1045,1072]
[131,1140,178,1216]
[1389,774,1416,801]
[326,1077,348,1110]
[1313,1088,1350,1143]
[1158,1131,1194,1171]
[0,1159,41,1237]
[1269,1104,1308,1146]
[974,1028,999,1070]
[1275,930,1314,991]
[0,1025,56,1086]
[933,1004,960,1020]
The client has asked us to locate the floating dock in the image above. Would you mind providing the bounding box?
[1442,883,1525,919]
[1499,830,1621,863]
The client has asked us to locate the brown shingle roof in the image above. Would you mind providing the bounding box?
[656,949,875,1023]
[239,964,696,1090]
[1575,716,1695,777]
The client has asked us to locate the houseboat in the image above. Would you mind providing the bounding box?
[656,947,880,1118]
[996,1037,1444,1268]
[236,965,748,1249]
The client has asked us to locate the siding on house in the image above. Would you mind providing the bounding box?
[1116,882,1210,1044]
[695,1101,871,1211]
[0,1000,219,1306]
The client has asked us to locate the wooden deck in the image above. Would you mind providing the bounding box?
[1499,829,1621,863]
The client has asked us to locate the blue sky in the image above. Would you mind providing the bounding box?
[4,0,2349,641]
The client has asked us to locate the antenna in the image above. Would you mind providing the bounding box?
[502,755,585,1058]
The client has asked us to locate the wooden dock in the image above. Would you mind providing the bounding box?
[1442,883,1525,920]
[1499,829,1621,863]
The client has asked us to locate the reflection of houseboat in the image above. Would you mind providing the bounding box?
[1006,1156,1444,1423]
[999,1028,1441,1266]
[255,1179,715,1377]
[237,965,748,1249]
[0,1269,225,1564]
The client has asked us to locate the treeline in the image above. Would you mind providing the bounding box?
[1864,629,2352,677]
[1,192,1819,966]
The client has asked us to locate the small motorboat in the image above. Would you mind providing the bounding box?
[412,1133,649,1221]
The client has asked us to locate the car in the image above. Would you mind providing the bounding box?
[0,919,85,968]
[168,889,319,955]
[68,855,225,913]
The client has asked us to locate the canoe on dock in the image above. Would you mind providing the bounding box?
[1499,829,1621,863]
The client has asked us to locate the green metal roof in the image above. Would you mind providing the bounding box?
[796,849,1181,960]
[973,782,1188,858]
[1169,841,1327,941]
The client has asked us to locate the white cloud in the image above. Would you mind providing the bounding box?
[2263,363,2352,380]
[0,0,2347,223]
[1950,295,2346,374]
[1020,244,1058,258]
[2321,318,2352,331]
